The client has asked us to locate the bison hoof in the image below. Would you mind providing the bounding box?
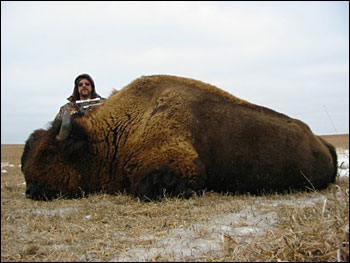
[134,168,194,201]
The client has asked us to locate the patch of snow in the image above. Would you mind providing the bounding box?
[231,227,258,235]
[109,194,332,262]
[1,162,10,173]
[110,204,278,262]
[270,196,326,207]
[1,162,9,168]
[337,149,349,178]
[1,162,17,174]
[1,162,14,168]
[29,207,80,217]
[139,234,156,240]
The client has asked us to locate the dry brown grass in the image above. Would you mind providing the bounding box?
[320,134,349,149]
[1,136,349,262]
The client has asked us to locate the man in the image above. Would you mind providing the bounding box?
[55,73,106,121]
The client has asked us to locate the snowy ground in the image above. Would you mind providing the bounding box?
[110,204,280,261]
[1,149,348,262]
[109,149,349,262]
[337,148,349,178]
[109,194,337,262]
[1,162,16,174]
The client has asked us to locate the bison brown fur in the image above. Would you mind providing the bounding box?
[22,75,338,200]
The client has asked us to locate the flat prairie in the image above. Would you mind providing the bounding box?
[1,134,349,262]
[320,133,349,149]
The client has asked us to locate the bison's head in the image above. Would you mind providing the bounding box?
[22,112,92,200]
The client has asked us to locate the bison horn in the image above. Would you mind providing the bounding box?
[56,109,72,141]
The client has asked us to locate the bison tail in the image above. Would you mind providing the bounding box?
[319,137,338,183]
[328,143,338,183]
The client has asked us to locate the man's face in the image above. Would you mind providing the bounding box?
[77,78,92,100]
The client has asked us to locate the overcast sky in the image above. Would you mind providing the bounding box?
[1,1,349,144]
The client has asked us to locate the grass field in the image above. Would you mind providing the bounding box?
[1,134,349,262]
[319,134,349,149]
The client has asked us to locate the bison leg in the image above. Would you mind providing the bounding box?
[127,144,206,200]
[134,168,194,201]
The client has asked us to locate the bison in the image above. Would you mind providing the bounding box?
[21,75,338,200]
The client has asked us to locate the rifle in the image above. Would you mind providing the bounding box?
[76,98,103,113]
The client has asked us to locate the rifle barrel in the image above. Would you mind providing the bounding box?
[76,98,101,104]
[82,103,103,109]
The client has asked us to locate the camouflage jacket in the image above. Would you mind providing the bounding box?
[54,97,106,122]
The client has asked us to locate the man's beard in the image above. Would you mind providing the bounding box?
[80,89,91,99]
